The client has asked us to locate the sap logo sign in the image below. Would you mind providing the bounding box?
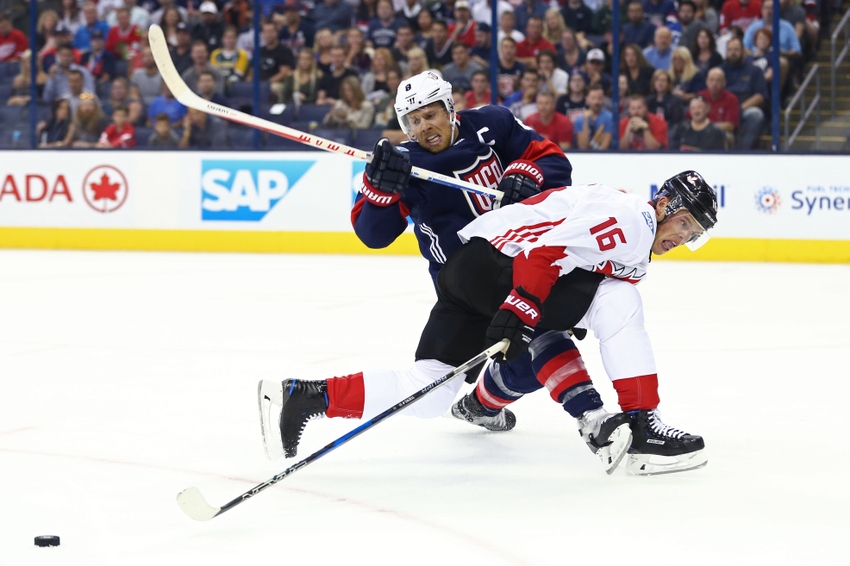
[202,160,315,221]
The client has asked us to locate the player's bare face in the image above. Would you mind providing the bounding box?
[652,209,704,255]
[407,103,454,153]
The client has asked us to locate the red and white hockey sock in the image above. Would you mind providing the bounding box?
[613,374,660,412]
[326,372,365,418]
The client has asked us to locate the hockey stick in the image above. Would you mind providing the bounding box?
[176,339,508,521]
[147,24,503,201]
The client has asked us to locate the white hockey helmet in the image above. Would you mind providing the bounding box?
[394,71,456,141]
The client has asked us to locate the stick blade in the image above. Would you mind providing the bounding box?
[177,487,221,521]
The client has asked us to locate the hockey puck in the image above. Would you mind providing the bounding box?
[34,536,60,547]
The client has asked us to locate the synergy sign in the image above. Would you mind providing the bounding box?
[201,160,315,221]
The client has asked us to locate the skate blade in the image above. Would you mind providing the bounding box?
[626,449,708,476]
[257,380,284,461]
[597,424,632,475]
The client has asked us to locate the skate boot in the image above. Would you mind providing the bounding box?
[576,407,632,474]
[278,379,328,458]
[451,392,516,431]
[626,409,707,476]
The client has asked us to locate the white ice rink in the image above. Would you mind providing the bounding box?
[1,249,849,565]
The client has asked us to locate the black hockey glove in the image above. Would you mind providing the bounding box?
[485,286,543,362]
[362,138,412,206]
[495,160,545,208]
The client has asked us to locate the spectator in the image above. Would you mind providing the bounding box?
[536,49,567,96]
[148,112,181,147]
[361,47,395,99]
[210,26,249,87]
[64,94,109,147]
[37,99,72,147]
[106,0,150,29]
[465,69,493,108]
[424,19,453,68]
[497,37,525,98]
[557,28,586,75]
[36,10,61,58]
[81,31,115,83]
[152,0,188,28]
[405,45,432,78]
[743,1,801,58]
[43,45,96,105]
[692,0,719,35]
[472,0,513,28]
[525,91,573,150]
[314,28,334,74]
[279,3,315,51]
[452,87,467,112]
[344,27,372,73]
[131,46,162,107]
[642,0,677,28]
[282,47,322,104]
[622,1,656,49]
[617,73,631,114]
[722,37,766,149]
[780,0,817,52]
[677,1,710,52]
[395,0,421,31]
[41,25,79,72]
[621,43,655,96]
[196,70,228,105]
[561,0,595,37]
[643,26,674,71]
[147,82,187,126]
[469,22,491,70]
[696,67,739,145]
[542,8,567,46]
[106,8,141,61]
[179,108,230,148]
[59,0,85,36]
[448,1,477,49]
[182,41,226,97]
[556,70,588,122]
[255,23,295,102]
[6,50,46,106]
[73,3,111,52]
[574,84,613,150]
[517,17,557,68]
[170,23,194,75]
[317,45,359,104]
[750,28,784,87]
[391,25,416,68]
[373,67,403,128]
[720,0,762,34]
[313,0,355,34]
[505,67,540,120]
[98,104,137,148]
[647,69,684,127]
[442,42,484,91]
[515,0,549,34]
[497,10,525,45]
[690,28,723,75]
[369,0,406,49]
[415,10,434,45]
[97,0,125,23]
[670,95,726,150]
[323,75,375,128]
[0,13,29,62]
[618,94,668,149]
[585,48,613,96]
[670,45,703,99]
[160,7,184,48]
[192,2,225,52]
[102,77,143,124]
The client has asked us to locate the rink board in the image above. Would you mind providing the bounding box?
[0,151,848,263]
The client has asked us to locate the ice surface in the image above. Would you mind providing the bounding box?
[1,250,848,565]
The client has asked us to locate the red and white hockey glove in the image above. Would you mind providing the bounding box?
[361,138,411,207]
[485,286,543,361]
[496,160,544,207]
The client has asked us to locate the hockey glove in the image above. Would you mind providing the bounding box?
[496,160,544,208]
[485,286,543,361]
[362,138,412,206]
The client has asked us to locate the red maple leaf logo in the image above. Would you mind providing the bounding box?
[90,173,121,201]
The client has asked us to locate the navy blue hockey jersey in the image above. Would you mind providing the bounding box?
[351,104,573,283]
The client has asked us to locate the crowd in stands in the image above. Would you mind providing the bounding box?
[0,0,828,151]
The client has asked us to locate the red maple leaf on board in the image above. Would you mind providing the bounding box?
[90,173,121,201]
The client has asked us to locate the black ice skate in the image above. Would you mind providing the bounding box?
[279,379,328,458]
[451,392,516,431]
[576,408,632,474]
[626,410,707,476]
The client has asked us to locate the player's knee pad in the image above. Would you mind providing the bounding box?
[529,330,602,418]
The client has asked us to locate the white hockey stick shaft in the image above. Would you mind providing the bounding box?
[148,25,503,201]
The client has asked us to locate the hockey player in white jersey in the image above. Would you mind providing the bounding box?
[269,170,718,475]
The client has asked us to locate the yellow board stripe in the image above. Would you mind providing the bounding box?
[1,227,849,263]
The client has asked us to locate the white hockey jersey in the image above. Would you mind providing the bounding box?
[458,184,657,297]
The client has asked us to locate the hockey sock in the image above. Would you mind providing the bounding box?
[530,331,603,418]
[475,363,525,415]
[326,373,365,418]
[613,374,660,412]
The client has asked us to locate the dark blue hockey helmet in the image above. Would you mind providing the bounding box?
[654,171,718,251]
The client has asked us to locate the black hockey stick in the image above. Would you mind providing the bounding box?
[176,340,509,521]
